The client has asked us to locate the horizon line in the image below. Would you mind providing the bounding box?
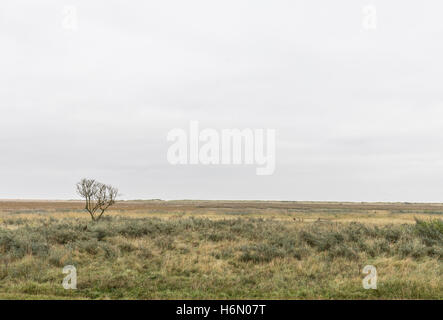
[0,198,443,205]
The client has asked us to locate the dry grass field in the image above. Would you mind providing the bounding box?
[0,200,442,299]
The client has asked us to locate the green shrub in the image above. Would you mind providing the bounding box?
[239,243,286,263]
[414,218,443,246]
[0,229,49,259]
[48,247,71,267]
[154,236,175,251]
[118,242,137,253]
[75,239,118,258]
[398,240,428,259]
[327,244,359,260]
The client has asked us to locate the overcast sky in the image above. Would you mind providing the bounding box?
[1,0,443,201]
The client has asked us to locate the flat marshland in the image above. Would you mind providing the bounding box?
[0,200,441,299]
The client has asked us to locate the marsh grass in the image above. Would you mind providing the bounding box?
[0,214,441,299]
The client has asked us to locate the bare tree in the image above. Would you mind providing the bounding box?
[76,178,118,221]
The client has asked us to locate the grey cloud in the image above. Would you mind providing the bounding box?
[1,0,443,201]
